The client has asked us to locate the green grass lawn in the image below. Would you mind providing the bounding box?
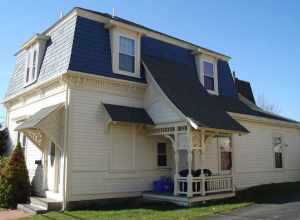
[20,182,300,220]
[20,202,250,220]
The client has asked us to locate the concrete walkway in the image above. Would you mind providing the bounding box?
[0,210,32,220]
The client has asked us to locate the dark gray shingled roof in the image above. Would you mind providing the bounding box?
[103,103,154,125]
[15,104,63,130]
[142,55,249,133]
[235,78,256,104]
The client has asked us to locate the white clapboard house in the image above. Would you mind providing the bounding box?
[3,7,300,211]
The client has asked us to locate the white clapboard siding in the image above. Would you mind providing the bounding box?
[7,88,66,193]
[68,88,173,201]
[233,121,300,189]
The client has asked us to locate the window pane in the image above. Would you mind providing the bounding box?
[32,50,37,79]
[275,152,283,168]
[119,36,135,56]
[204,76,214,90]
[158,155,167,167]
[157,143,166,154]
[221,152,232,170]
[119,54,135,73]
[204,61,214,77]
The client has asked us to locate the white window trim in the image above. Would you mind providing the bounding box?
[217,136,232,175]
[111,28,141,78]
[24,44,39,87]
[199,57,219,95]
[272,134,285,170]
[156,142,169,169]
[202,59,218,95]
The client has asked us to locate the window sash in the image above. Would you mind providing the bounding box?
[32,50,37,79]
[204,76,215,90]
[119,36,135,56]
[119,53,135,73]
[203,61,214,77]
[221,152,232,170]
[275,152,283,168]
[157,143,167,167]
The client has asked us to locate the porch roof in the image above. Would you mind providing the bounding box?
[142,55,248,133]
[103,103,154,125]
[15,104,63,131]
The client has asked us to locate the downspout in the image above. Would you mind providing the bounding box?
[62,84,70,210]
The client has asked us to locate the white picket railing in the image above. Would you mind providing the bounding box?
[176,175,233,197]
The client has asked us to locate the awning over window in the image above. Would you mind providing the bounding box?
[16,104,63,131]
[103,103,154,125]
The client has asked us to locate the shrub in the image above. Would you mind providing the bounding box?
[0,128,9,156]
[0,143,30,208]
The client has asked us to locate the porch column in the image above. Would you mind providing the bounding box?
[174,150,179,196]
[173,128,179,196]
[200,129,206,196]
[187,149,193,197]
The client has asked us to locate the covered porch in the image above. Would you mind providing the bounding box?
[144,121,236,206]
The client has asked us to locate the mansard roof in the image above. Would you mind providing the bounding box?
[5,7,299,127]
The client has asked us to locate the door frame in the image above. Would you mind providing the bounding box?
[47,141,61,193]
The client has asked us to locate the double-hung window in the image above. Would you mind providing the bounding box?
[218,137,232,172]
[273,136,284,169]
[119,36,135,73]
[25,45,39,86]
[157,143,168,167]
[203,61,215,91]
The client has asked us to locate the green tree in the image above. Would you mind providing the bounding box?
[0,128,8,156]
[0,143,30,208]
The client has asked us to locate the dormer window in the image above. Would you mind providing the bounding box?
[203,61,215,90]
[119,36,135,73]
[200,58,218,95]
[25,45,39,86]
[110,27,141,78]
[22,34,49,87]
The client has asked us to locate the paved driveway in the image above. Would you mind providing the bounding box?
[201,193,300,220]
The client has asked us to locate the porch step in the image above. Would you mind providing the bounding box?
[17,203,47,214]
[17,196,62,214]
[30,196,62,211]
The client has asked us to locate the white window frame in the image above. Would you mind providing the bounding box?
[195,54,219,95]
[111,28,141,78]
[200,58,219,95]
[217,136,232,175]
[272,134,285,169]
[156,142,168,168]
[24,44,39,86]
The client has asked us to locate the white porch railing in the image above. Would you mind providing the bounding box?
[176,175,233,197]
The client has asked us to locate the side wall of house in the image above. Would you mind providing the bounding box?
[67,81,174,202]
[6,81,66,194]
[233,120,300,189]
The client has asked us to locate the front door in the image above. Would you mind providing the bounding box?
[47,142,61,192]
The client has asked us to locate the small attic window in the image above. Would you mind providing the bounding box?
[25,44,39,86]
[22,34,49,87]
[110,27,141,78]
[119,36,135,73]
[201,59,218,95]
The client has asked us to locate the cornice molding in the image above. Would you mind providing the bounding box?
[62,72,145,98]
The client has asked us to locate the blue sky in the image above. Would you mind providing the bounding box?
[0,0,299,122]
